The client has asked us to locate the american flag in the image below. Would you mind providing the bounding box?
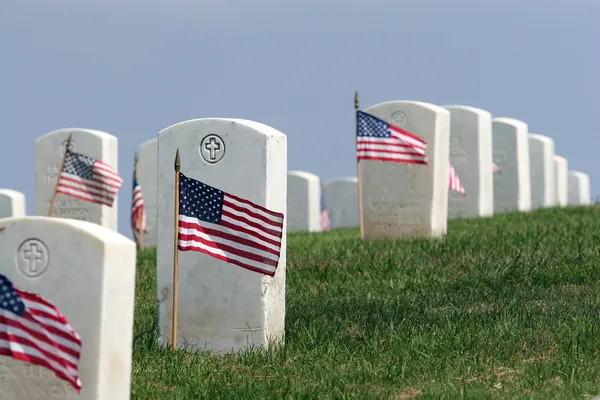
[356,110,428,164]
[320,187,330,232]
[177,173,284,277]
[0,274,82,392]
[56,149,123,207]
[449,163,466,195]
[131,162,147,243]
[493,163,500,173]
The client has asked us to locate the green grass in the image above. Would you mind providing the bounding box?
[131,205,600,399]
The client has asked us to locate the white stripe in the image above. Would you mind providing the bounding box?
[224,195,283,225]
[179,215,280,254]
[222,205,282,244]
[60,173,119,195]
[0,340,78,382]
[1,310,81,354]
[357,150,427,162]
[390,130,427,150]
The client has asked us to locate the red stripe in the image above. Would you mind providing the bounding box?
[55,189,114,206]
[225,193,284,219]
[0,347,80,392]
[176,244,275,276]
[356,148,428,157]
[58,175,118,198]
[389,124,426,144]
[0,329,78,371]
[357,140,418,149]
[221,209,282,239]
[178,220,280,257]
[223,199,282,228]
[357,156,428,165]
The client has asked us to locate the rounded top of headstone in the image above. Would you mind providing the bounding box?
[139,137,158,149]
[553,155,567,164]
[528,133,554,144]
[0,216,134,245]
[288,170,320,182]
[492,117,528,131]
[324,176,358,185]
[159,118,286,140]
[35,128,116,143]
[366,100,450,115]
[568,170,588,179]
[441,105,492,117]
[0,189,25,199]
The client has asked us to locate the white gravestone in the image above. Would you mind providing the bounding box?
[553,155,568,206]
[0,189,26,219]
[360,101,450,239]
[287,171,320,233]
[323,177,359,229]
[443,105,494,219]
[0,216,136,400]
[138,138,158,247]
[492,118,531,213]
[568,171,591,205]
[528,134,556,209]
[157,118,286,353]
[34,129,119,230]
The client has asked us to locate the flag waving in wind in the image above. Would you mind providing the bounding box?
[493,163,500,174]
[356,110,428,164]
[0,274,82,392]
[56,149,123,207]
[131,160,147,244]
[320,187,330,232]
[449,163,466,195]
[177,173,284,277]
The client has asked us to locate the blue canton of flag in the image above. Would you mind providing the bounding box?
[177,173,285,277]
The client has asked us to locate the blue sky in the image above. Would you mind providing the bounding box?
[1,0,598,238]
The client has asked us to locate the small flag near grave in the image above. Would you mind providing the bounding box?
[131,153,147,247]
[356,110,428,165]
[0,273,82,392]
[449,163,466,195]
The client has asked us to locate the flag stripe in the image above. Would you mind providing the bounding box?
[0,277,82,393]
[449,163,466,195]
[177,173,284,276]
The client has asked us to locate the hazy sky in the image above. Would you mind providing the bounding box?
[1,0,598,238]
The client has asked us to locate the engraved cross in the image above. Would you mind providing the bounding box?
[23,243,44,274]
[204,138,221,160]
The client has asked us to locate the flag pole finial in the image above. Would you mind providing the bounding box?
[174,149,181,172]
[354,91,359,111]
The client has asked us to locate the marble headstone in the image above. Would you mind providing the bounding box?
[138,138,158,247]
[553,155,568,207]
[0,216,136,400]
[492,118,531,213]
[34,129,119,230]
[568,171,591,205]
[360,101,450,239]
[0,189,26,219]
[323,177,359,229]
[528,134,555,209]
[443,105,494,218]
[287,171,320,233]
[157,118,286,353]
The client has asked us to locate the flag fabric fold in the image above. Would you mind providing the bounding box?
[177,173,284,277]
[493,163,500,173]
[56,149,123,207]
[356,110,428,164]
[0,273,82,392]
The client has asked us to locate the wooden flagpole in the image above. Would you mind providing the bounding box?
[355,92,365,239]
[171,148,181,351]
[135,153,144,250]
[48,134,72,217]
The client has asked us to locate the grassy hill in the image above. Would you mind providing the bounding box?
[130,205,600,399]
